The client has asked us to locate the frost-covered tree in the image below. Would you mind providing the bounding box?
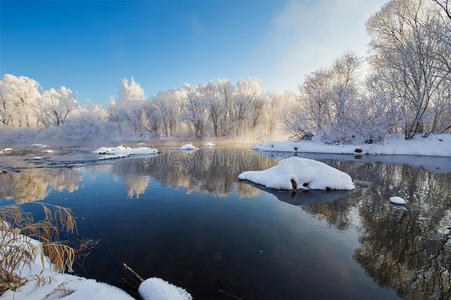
[367,0,450,138]
[183,84,206,137]
[0,74,41,127]
[117,77,146,104]
[153,89,183,136]
[286,53,368,143]
[39,87,78,127]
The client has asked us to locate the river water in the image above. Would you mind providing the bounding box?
[0,146,450,299]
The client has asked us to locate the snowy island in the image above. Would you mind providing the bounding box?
[239,157,355,191]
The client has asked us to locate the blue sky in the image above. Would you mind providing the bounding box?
[1,0,386,105]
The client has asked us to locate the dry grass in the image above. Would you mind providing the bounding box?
[0,203,76,294]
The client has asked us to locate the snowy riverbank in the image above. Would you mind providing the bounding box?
[253,134,451,157]
[0,235,191,300]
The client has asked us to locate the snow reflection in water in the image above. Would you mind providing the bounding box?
[0,148,449,299]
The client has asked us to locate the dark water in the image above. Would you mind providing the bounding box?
[0,148,450,299]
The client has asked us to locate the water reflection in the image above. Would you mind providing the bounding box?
[0,149,449,298]
[297,161,451,299]
[0,168,82,203]
[110,149,278,198]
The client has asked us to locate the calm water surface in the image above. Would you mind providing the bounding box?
[0,146,450,299]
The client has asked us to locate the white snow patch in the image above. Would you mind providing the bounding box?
[253,134,451,157]
[94,145,158,160]
[390,196,407,205]
[238,157,355,191]
[46,149,54,153]
[138,278,192,300]
[3,148,13,152]
[180,144,198,151]
[32,156,43,160]
[0,234,133,300]
[203,142,215,147]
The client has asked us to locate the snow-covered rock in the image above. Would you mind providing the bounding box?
[3,148,13,152]
[46,149,54,153]
[253,134,451,157]
[180,144,198,151]
[203,142,215,147]
[94,145,158,160]
[390,196,407,205]
[238,157,355,191]
[138,278,192,300]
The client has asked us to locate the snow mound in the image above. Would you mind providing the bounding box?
[138,278,192,300]
[180,144,198,151]
[94,145,158,160]
[203,142,215,146]
[390,196,407,205]
[238,157,355,191]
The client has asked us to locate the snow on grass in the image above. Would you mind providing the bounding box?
[253,134,451,157]
[203,142,215,147]
[390,196,407,205]
[94,145,158,160]
[238,157,355,191]
[0,235,133,300]
[138,278,192,300]
[1,233,192,300]
[180,144,198,151]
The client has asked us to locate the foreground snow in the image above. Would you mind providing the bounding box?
[139,278,192,300]
[203,142,215,147]
[180,144,198,151]
[239,157,355,191]
[0,236,133,300]
[253,134,451,157]
[1,234,192,300]
[94,145,158,160]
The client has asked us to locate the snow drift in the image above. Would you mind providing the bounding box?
[238,157,355,191]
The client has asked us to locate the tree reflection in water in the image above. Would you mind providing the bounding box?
[0,149,449,298]
[0,168,82,203]
[281,160,450,299]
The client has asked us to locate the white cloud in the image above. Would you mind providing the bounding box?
[263,0,387,90]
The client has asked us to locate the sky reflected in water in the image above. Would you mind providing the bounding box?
[0,148,449,299]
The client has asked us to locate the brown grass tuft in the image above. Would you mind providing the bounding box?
[0,203,76,294]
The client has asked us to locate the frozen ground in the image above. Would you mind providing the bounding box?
[254,134,451,157]
[239,157,355,191]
